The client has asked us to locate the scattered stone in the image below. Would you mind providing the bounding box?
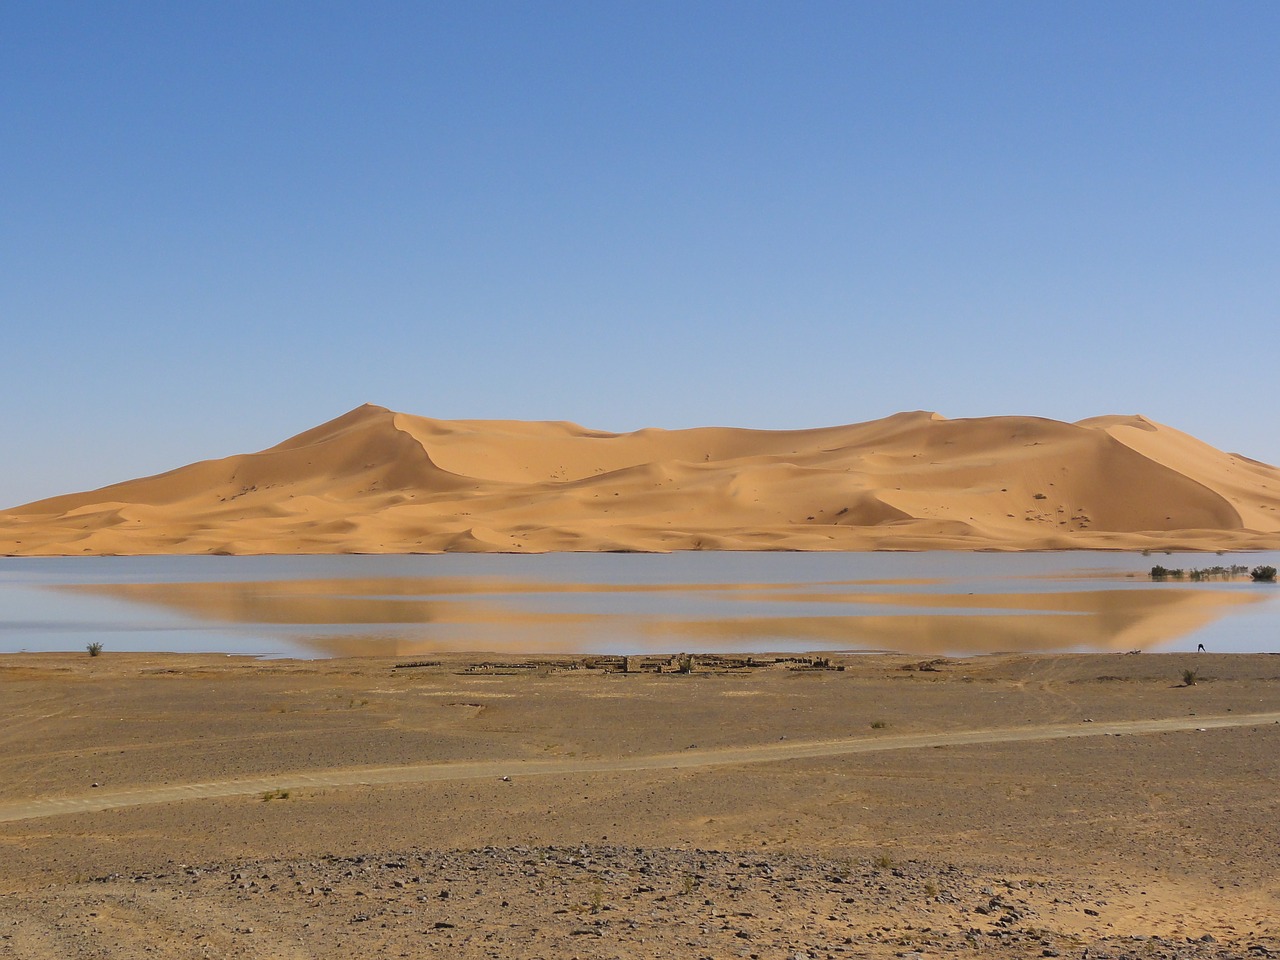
[16,844,1273,959]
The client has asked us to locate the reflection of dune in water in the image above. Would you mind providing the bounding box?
[655,596,1249,656]
[61,576,1264,658]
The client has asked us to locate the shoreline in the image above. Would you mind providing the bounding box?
[6,537,1280,557]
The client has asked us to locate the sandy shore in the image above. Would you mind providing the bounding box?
[2,650,1277,958]
[4,404,1279,555]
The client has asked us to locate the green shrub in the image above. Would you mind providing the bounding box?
[86,642,103,657]
[1189,565,1249,581]
[1155,564,1256,582]
[1181,668,1199,687]
[1250,565,1277,583]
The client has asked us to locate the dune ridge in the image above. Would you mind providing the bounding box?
[2,403,1278,555]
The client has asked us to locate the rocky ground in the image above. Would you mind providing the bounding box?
[2,652,1278,958]
[6,845,1275,960]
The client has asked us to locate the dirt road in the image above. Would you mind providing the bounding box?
[5,709,1276,823]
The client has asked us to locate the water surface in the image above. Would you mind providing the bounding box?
[1,552,1277,658]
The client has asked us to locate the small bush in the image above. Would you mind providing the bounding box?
[1154,564,1255,582]
[261,788,290,801]
[1189,565,1249,581]
[1250,565,1277,583]
[870,720,888,729]
[86,642,103,657]
[1181,668,1199,687]
[586,882,605,914]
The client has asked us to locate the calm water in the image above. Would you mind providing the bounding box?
[1,552,1277,658]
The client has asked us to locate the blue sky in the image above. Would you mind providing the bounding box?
[3,1,1278,508]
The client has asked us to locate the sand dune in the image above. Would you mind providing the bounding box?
[2,403,1278,555]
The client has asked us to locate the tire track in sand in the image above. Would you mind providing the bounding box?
[2,711,1277,824]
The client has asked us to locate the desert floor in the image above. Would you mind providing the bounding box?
[1,650,1278,959]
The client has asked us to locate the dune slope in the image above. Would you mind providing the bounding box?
[2,404,1278,554]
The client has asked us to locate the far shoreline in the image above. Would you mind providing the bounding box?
[4,542,1280,557]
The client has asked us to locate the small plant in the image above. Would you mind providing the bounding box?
[1154,564,1254,582]
[1181,668,1199,687]
[86,642,103,657]
[1250,565,1277,583]
[261,788,290,801]
[679,873,697,895]
[923,881,938,898]
[870,720,888,729]
[872,853,894,870]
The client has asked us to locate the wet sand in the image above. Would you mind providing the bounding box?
[1,650,1277,957]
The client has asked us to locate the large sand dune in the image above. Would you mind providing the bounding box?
[2,404,1278,555]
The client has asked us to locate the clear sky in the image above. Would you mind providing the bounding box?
[3,1,1278,508]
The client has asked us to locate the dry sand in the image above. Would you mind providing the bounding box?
[2,404,1279,555]
[1,650,1278,958]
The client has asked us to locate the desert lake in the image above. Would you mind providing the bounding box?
[3,551,1277,658]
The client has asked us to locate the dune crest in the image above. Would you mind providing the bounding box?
[2,405,1278,555]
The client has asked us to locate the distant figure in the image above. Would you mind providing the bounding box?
[1197,643,1206,653]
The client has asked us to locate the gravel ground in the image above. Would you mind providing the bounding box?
[4,845,1275,959]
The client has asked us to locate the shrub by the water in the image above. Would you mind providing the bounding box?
[1153,564,1261,582]
[1189,564,1249,581]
